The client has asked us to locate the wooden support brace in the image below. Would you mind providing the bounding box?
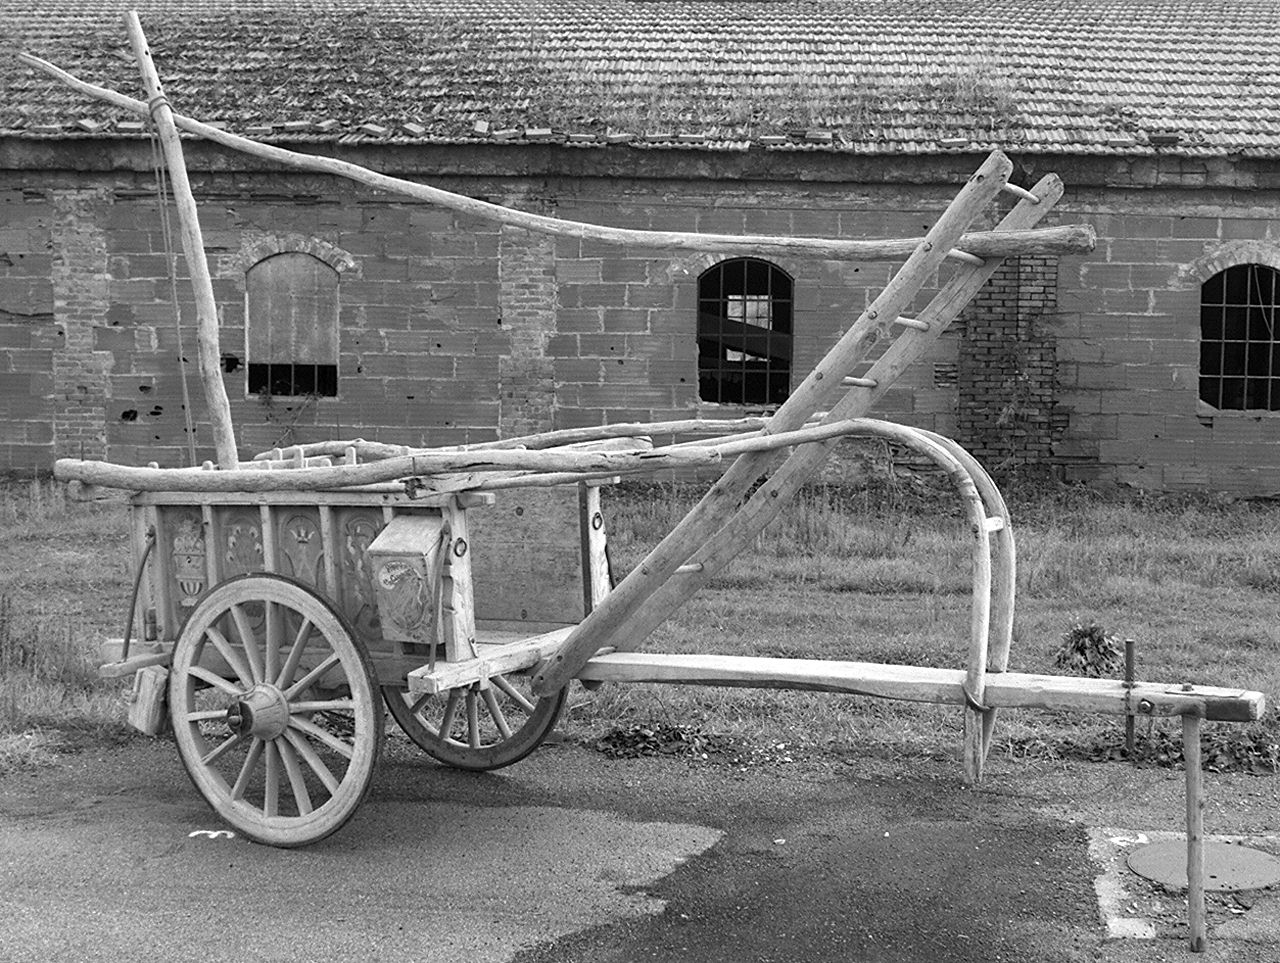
[1184,711,1208,953]
[123,13,238,469]
[532,151,1019,696]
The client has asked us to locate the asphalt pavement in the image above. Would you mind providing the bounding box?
[1,732,1277,963]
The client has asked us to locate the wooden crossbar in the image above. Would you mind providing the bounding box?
[574,653,1266,722]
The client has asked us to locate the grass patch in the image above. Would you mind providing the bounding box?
[2,474,1277,776]
[0,480,131,770]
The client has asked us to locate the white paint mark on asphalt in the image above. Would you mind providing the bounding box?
[1088,827,1158,939]
[187,829,236,839]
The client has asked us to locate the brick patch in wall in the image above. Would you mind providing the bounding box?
[497,223,557,437]
[956,255,1060,473]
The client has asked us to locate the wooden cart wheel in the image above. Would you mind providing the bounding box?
[382,675,567,772]
[169,574,383,847]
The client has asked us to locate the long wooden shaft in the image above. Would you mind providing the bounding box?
[1184,712,1207,952]
[531,151,1013,695]
[252,417,772,462]
[51,417,874,493]
[122,15,237,469]
[20,53,1096,263]
[533,171,1060,697]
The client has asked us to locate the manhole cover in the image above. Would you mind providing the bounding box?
[1127,841,1280,892]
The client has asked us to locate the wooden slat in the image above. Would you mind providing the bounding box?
[441,498,477,662]
[575,653,1266,721]
[406,627,575,696]
[246,252,339,364]
[259,504,276,573]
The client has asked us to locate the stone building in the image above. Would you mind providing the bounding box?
[2,0,1279,493]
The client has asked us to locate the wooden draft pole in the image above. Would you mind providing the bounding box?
[123,12,238,469]
[20,53,1096,266]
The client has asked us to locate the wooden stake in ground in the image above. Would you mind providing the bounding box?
[124,11,238,469]
[1183,711,1207,952]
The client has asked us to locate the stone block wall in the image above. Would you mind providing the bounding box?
[3,146,1278,494]
[0,163,964,473]
[1052,176,1280,494]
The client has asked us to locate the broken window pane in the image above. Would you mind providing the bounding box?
[1200,263,1280,411]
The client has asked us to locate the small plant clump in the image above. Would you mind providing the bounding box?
[1054,620,1124,678]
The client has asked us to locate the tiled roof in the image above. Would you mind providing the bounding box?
[4,0,1280,156]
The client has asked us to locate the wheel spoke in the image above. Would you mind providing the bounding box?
[283,729,340,794]
[491,675,536,714]
[277,738,313,815]
[465,688,481,748]
[481,686,512,740]
[275,617,313,688]
[229,604,264,684]
[231,737,265,801]
[288,715,355,760]
[185,708,232,723]
[284,652,341,701]
[201,732,243,766]
[437,689,461,738]
[264,740,280,817]
[186,665,245,696]
[264,600,279,684]
[289,699,354,714]
[204,625,256,689]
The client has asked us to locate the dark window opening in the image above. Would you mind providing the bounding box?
[697,258,793,405]
[1199,263,1279,411]
[248,362,338,398]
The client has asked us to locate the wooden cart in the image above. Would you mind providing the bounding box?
[25,19,1265,948]
[104,479,610,846]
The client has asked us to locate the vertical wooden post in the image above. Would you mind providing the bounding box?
[1183,711,1207,952]
[124,11,238,469]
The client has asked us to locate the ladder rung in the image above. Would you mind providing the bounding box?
[1001,183,1040,204]
[842,376,879,389]
[946,248,985,266]
[893,316,931,331]
[676,562,704,574]
[983,516,1005,533]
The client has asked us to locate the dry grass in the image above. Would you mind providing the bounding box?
[0,473,1275,774]
[581,477,1280,765]
[0,481,131,772]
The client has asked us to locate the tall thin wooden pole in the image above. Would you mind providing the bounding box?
[124,11,238,469]
[1183,711,1207,952]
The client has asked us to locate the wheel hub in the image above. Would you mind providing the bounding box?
[225,684,291,740]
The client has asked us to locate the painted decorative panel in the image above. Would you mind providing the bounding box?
[277,509,325,592]
[333,508,384,643]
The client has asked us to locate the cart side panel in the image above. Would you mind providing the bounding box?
[468,488,589,628]
[154,504,207,639]
[330,506,387,645]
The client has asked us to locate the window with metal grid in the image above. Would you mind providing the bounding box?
[246,252,340,398]
[1199,263,1280,411]
[697,258,793,405]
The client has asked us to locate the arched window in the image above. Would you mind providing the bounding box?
[1200,263,1279,411]
[697,258,793,405]
[246,252,340,397]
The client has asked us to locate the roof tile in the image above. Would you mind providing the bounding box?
[3,0,1279,155]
